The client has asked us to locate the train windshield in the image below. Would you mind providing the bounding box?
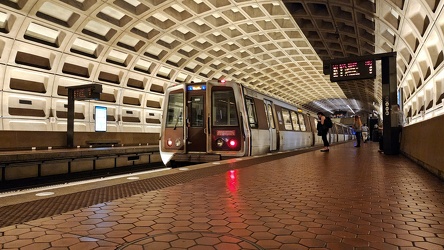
[166,93,184,128]
[212,90,238,126]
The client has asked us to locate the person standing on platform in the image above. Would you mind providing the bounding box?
[362,123,369,142]
[392,104,404,153]
[378,123,384,153]
[317,112,330,152]
[373,123,380,142]
[352,115,363,147]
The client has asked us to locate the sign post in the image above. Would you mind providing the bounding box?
[381,55,399,155]
[324,52,399,154]
[66,84,102,148]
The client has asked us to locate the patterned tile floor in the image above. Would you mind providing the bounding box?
[1,141,444,249]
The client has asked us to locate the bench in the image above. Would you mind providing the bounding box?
[86,140,120,147]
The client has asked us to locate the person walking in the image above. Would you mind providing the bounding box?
[352,115,363,147]
[362,123,369,142]
[317,112,330,152]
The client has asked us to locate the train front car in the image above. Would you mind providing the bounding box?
[159,80,248,166]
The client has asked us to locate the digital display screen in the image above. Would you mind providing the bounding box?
[187,85,206,91]
[73,87,101,100]
[95,106,107,132]
[330,59,376,82]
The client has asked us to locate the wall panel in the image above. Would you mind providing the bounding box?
[4,66,54,95]
[3,118,51,131]
[8,40,61,73]
[0,37,13,65]
[5,94,49,118]
[52,120,89,132]
[0,65,4,91]
[57,54,98,81]
[402,115,444,180]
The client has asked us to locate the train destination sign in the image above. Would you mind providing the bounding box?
[330,59,376,82]
[67,84,102,100]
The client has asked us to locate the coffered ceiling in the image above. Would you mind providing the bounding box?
[1,0,443,118]
[284,0,378,115]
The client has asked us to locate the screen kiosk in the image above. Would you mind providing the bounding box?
[95,106,107,132]
[66,84,102,148]
[324,52,399,155]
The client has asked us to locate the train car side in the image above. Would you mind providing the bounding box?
[160,80,349,166]
[243,87,314,153]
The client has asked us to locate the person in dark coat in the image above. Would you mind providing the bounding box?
[317,112,329,152]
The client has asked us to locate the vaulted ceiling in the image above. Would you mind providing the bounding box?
[1,0,443,119]
[284,0,379,115]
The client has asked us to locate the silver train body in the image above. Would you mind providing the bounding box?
[159,80,352,165]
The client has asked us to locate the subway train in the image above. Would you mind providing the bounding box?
[159,80,352,166]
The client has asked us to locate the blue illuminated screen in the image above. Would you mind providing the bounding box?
[187,85,206,91]
[95,106,107,132]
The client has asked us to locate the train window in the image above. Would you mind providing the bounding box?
[277,111,283,125]
[297,113,306,131]
[212,90,238,126]
[190,96,204,127]
[245,98,258,128]
[314,119,319,131]
[266,104,275,129]
[166,93,184,128]
[290,111,300,131]
[281,109,293,130]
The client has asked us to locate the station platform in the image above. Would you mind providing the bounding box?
[0,141,443,250]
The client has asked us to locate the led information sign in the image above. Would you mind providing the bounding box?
[187,85,206,91]
[72,84,102,100]
[330,59,376,82]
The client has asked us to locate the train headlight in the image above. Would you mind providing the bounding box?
[167,138,173,147]
[216,138,224,147]
[228,139,237,148]
[175,138,181,147]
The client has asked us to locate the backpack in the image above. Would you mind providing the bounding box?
[325,117,333,128]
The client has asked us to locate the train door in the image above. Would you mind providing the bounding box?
[309,116,317,146]
[160,86,186,165]
[186,88,206,152]
[264,99,277,151]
